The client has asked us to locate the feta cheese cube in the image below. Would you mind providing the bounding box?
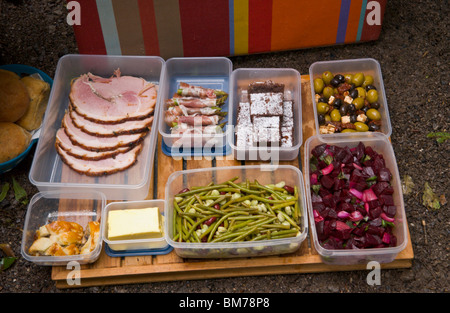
[341,115,351,124]
[357,114,368,123]
[344,96,353,104]
[328,95,335,105]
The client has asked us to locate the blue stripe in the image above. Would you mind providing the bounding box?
[356,0,368,42]
[229,0,234,55]
[96,0,122,55]
[336,0,351,44]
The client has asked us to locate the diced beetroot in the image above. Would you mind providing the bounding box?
[311,193,323,203]
[382,205,397,218]
[365,233,382,247]
[379,194,395,206]
[366,224,385,237]
[367,199,381,210]
[368,206,382,219]
[378,167,392,182]
[312,201,325,212]
[352,142,365,160]
[316,219,325,240]
[313,210,324,223]
[353,181,368,192]
[339,202,355,212]
[352,225,366,237]
[369,217,382,227]
[362,166,376,178]
[320,175,334,191]
[372,182,389,196]
[312,144,327,158]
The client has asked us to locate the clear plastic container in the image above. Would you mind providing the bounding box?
[21,190,106,266]
[304,133,407,265]
[309,58,391,138]
[158,57,232,154]
[228,68,302,161]
[102,199,168,252]
[28,54,164,200]
[164,165,308,258]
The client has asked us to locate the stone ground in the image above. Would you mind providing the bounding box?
[0,0,448,295]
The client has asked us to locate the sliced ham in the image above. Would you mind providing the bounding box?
[56,144,142,176]
[62,113,145,152]
[165,113,221,127]
[166,105,220,116]
[177,82,218,99]
[56,129,131,160]
[69,107,153,137]
[70,71,157,124]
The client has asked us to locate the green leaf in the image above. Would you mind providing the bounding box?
[311,184,321,195]
[0,183,10,202]
[0,257,16,271]
[12,177,28,205]
[422,182,440,210]
[427,132,450,144]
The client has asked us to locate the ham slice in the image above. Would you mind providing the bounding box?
[62,113,145,152]
[70,71,157,124]
[56,129,131,160]
[177,82,217,99]
[56,144,142,176]
[69,107,153,137]
[167,96,218,108]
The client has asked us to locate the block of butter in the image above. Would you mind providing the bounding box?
[107,207,163,241]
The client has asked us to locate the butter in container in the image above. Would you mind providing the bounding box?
[102,200,168,252]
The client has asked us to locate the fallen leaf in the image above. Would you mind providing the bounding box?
[402,175,415,195]
[427,131,450,144]
[0,257,16,271]
[0,183,9,202]
[422,182,441,210]
[12,177,28,205]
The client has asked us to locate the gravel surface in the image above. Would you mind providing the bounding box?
[0,0,448,294]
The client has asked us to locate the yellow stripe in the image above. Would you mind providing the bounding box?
[233,0,249,55]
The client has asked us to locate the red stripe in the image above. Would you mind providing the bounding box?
[68,0,106,54]
[137,0,160,56]
[248,0,272,54]
[178,0,229,57]
[360,0,386,42]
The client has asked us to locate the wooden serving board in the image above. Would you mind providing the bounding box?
[51,76,414,288]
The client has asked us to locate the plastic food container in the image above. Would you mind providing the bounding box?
[309,58,391,138]
[28,54,164,200]
[21,190,106,266]
[227,68,302,161]
[304,133,407,265]
[158,57,232,156]
[102,199,168,252]
[164,165,308,258]
[0,64,53,174]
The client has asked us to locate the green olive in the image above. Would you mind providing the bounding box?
[317,102,329,114]
[354,122,369,132]
[362,75,374,88]
[322,86,334,99]
[352,97,365,110]
[344,74,354,84]
[322,71,334,85]
[356,87,366,99]
[341,128,357,133]
[352,73,365,87]
[324,114,331,122]
[330,109,341,122]
[366,108,381,121]
[366,89,379,104]
[314,78,325,94]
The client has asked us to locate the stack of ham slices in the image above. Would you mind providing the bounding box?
[164,82,228,138]
[55,69,157,176]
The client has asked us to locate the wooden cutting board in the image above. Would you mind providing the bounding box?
[51,75,414,288]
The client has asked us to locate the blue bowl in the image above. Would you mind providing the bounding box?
[0,64,53,174]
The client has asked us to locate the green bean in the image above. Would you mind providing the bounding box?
[226,180,262,195]
[270,200,297,211]
[207,211,247,242]
[176,184,229,197]
[230,226,259,242]
[278,211,301,230]
[196,204,226,215]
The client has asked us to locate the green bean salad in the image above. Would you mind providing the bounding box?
[172,177,302,244]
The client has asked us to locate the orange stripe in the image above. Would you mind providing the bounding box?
[271,0,342,51]
[111,0,146,55]
[345,0,363,43]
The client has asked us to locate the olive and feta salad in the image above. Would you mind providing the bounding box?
[309,142,398,250]
[313,71,382,134]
